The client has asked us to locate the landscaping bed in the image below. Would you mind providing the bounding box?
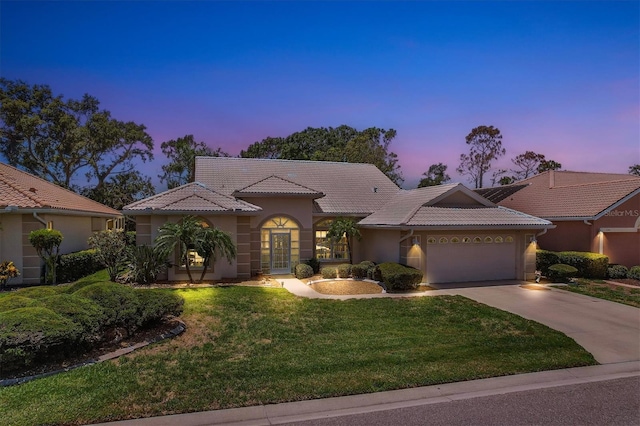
[309,279,384,295]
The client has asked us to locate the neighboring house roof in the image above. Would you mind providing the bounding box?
[0,162,120,217]
[486,171,640,220]
[194,157,399,214]
[359,183,552,229]
[233,175,324,198]
[122,182,261,214]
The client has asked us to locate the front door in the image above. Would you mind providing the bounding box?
[271,232,291,274]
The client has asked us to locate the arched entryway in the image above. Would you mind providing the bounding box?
[260,216,300,274]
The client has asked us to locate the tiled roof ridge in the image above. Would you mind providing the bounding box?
[549,177,640,190]
[197,156,381,168]
[126,182,242,207]
[162,192,227,211]
[0,170,43,207]
[396,183,460,224]
[496,205,552,223]
[235,174,323,194]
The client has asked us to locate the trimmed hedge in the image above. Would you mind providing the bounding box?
[39,294,106,337]
[15,286,61,298]
[629,266,640,281]
[378,262,423,291]
[351,264,368,279]
[137,291,184,326]
[74,283,141,331]
[537,250,608,279]
[337,264,352,278]
[0,295,40,312]
[304,258,320,274]
[321,267,337,279]
[608,265,628,280]
[57,249,104,284]
[547,264,578,283]
[295,263,314,279]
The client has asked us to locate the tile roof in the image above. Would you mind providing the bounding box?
[234,175,324,197]
[122,182,261,213]
[359,183,551,228]
[194,157,400,214]
[493,171,640,219]
[475,184,528,203]
[0,162,120,216]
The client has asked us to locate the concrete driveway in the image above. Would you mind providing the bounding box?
[438,283,640,364]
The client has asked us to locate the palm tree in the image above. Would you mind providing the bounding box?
[326,217,362,264]
[195,227,236,283]
[154,216,204,283]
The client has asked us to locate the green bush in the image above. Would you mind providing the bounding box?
[321,267,337,279]
[304,258,320,274]
[608,265,628,280]
[337,264,352,278]
[359,260,375,270]
[119,245,169,285]
[558,251,608,279]
[75,283,141,331]
[125,231,137,246]
[39,294,106,337]
[57,249,104,283]
[15,286,61,298]
[368,264,383,281]
[628,266,640,281]
[0,295,40,312]
[351,264,368,279]
[547,264,578,283]
[136,291,184,326]
[536,250,560,275]
[378,262,423,291]
[0,307,83,373]
[295,263,314,279]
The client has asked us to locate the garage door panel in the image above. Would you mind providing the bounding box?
[426,238,516,283]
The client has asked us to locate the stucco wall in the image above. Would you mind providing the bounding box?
[358,229,401,264]
[0,215,24,284]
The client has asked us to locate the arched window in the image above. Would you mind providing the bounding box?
[261,216,299,274]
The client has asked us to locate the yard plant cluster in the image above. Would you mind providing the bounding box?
[537,249,640,282]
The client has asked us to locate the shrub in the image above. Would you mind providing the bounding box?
[15,286,61,298]
[29,228,63,284]
[295,263,314,279]
[57,249,104,283]
[337,263,352,278]
[0,295,40,312]
[321,267,337,279]
[628,266,640,281]
[0,260,20,290]
[557,251,608,279]
[75,283,141,331]
[0,307,83,373]
[119,245,169,285]
[536,250,560,275]
[304,258,320,274]
[351,264,368,279]
[125,231,137,246]
[136,291,184,326]
[359,260,375,270]
[39,294,106,337]
[608,265,628,280]
[368,264,383,282]
[378,262,423,291]
[88,230,128,281]
[547,264,578,283]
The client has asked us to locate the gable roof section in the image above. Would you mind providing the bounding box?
[233,175,324,198]
[195,157,399,214]
[359,183,551,229]
[493,171,640,219]
[122,182,261,214]
[0,162,120,217]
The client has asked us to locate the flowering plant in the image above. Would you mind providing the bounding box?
[0,261,20,289]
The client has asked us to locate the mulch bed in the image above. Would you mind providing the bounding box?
[309,280,384,295]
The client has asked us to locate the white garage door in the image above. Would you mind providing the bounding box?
[425,235,516,284]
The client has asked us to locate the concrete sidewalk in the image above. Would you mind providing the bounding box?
[98,362,640,426]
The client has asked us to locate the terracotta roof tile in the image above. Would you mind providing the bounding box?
[0,162,120,216]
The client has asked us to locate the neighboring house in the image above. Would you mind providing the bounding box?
[0,163,122,285]
[477,171,640,267]
[124,157,552,284]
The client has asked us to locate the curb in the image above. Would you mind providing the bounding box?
[0,318,186,387]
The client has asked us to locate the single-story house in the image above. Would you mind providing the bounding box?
[123,157,553,284]
[0,162,123,285]
[477,170,640,267]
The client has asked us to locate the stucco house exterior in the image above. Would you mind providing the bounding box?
[124,157,552,284]
[477,171,640,267]
[0,163,122,285]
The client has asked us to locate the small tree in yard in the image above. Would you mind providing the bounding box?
[326,217,362,264]
[88,230,128,281]
[0,261,20,290]
[29,228,63,284]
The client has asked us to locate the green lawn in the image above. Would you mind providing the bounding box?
[554,279,640,308]
[0,282,597,425]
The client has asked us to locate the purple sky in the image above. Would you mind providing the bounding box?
[1,1,638,189]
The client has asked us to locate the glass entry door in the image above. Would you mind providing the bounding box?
[271,232,291,274]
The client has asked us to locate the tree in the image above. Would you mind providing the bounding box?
[537,159,562,173]
[88,230,128,281]
[0,78,154,193]
[83,170,155,210]
[326,217,362,264]
[456,125,505,188]
[29,228,63,284]
[629,164,640,176]
[511,151,546,180]
[418,163,451,187]
[240,125,403,186]
[159,134,229,189]
[195,227,236,283]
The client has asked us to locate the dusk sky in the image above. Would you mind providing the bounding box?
[1,1,638,189]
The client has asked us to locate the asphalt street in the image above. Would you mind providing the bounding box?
[284,376,640,426]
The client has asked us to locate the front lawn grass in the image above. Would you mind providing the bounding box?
[554,279,640,308]
[0,285,596,425]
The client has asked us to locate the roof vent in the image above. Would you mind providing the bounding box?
[29,187,37,193]
[372,187,378,193]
